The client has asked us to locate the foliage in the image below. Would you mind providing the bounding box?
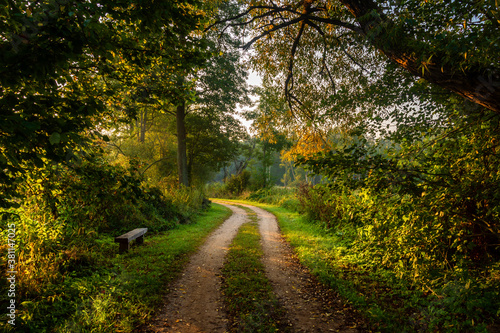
[162,185,211,223]
[230,0,500,118]
[22,156,181,234]
[0,153,182,328]
[298,111,500,262]
[291,111,500,331]
[186,111,248,185]
[246,186,299,211]
[101,0,250,188]
[0,0,209,207]
[224,170,252,196]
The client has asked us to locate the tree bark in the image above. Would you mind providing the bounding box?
[176,102,189,187]
[338,0,500,113]
[139,108,147,143]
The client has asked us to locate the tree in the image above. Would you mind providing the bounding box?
[110,0,251,188]
[103,3,251,188]
[221,0,499,114]
[174,0,250,186]
[186,112,248,185]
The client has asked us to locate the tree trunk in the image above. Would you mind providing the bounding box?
[176,102,189,187]
[339,0,500,113]
[262,144,267,188]
[139,108,147,143]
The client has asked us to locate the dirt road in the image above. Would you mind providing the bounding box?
[143,202,364,333]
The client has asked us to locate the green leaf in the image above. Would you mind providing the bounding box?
[49,132,61,145]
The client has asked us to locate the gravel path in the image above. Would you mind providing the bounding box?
[143,201,365,333]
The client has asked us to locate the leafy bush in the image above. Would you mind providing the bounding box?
[294,111,500,330]
[247,186,299,210]
[52,159,181,234]
[162,185,211,223]
[224,170,251,195]
[0,155,183,330]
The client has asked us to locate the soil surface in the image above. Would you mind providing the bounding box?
[141,202,368,333]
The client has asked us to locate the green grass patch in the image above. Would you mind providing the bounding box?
[7,203,232,333]
[221,207,289,332]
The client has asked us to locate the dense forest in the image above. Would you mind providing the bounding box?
[1,0,499,331]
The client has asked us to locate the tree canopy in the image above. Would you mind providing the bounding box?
[216,0,499,143]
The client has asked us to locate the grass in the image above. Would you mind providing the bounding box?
[221,206,289,333]
[8,203,232,333]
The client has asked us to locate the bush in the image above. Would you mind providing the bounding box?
[294,112,500,330]
[51,158,181,234]
[247,186,299,210]
[162,185,210,223]
[0,156,182,324]
[224,170,251,196]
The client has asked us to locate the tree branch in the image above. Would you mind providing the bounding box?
[284,19,308,115]
[242,15,306,50]
[140,156,174,175]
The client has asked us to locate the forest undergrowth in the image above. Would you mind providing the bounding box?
[0,156,230,332]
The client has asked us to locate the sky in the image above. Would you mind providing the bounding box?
[236,69,262,132]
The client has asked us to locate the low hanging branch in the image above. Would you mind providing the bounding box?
[212,0,500,114]
[284,18,307,114]
[337,0,500,114]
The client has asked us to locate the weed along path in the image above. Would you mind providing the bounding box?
[143,201,364,333]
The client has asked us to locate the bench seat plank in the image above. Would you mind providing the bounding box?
[115,228,148,242]
[115,228,148,253]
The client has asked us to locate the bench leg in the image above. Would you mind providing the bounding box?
[136,235,144,245]
[119,241,130,253]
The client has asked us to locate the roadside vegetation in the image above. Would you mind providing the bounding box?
[0,202,231,332]
[221,207,289,332]
[221,189,500,332]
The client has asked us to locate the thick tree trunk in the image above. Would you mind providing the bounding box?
[339,0,500,113]
[176,102,189,187]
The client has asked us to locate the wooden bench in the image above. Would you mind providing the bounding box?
[115,228,148,253]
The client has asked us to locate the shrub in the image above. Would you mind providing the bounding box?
[293,112,500,330]
[162,185,209,223]
[247,186,299,210]
[0,156,182,323]
[51,159,180,234]
[224,170,251,196]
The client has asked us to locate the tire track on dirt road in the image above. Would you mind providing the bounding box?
[236,202,361,333]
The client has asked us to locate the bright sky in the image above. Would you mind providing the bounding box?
[247,70,262,86]
[236,69,262,132]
